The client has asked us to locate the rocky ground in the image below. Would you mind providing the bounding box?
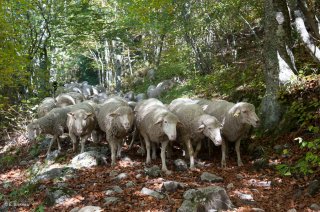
[0,132,319,212]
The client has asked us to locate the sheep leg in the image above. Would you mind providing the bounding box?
[80,134,90,153]
[185,138,195,169]
[151,142,157,160]
[193,141,202,159]
[69,132,78,152]
[57,136,62,151]
[47,135,57,155]
[235,139,243,166]
[160,140,171,175]
[141,132,151,164]
[116,141,122,158]
[128,127,137,150]
[221,140,227,168]
[109,140,117,166]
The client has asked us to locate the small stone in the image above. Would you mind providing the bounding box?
[105,190,115,196]
[126,181,135,188]
[19,161,28,166]
[174,159,188,171]
[104,197,119,206]
[116,173,128,180]
[141,187,164,199]
[112,186,123,193]
[135,174,142,179]
[227,183,234,190]
[310,203,320,211]
[78,206,102,212]
[162,181,184,192]
[144,165,161,177]
[307,180,320,196]
[109,170,118,177]
[200,172,223,183]
[287,209,297,212]
[236,174,244,179]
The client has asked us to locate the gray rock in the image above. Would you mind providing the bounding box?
[236,174,244,180]
[174,159,188,171]
[162,181,184,193]
[78,206,103,212]
[46,150,61,162]
[308,180,320,196]
[147,69,156,81]
[178,186,233,212]
[253,158,268,171]
[287,209,297,212]
[33,166,76,183]
[227,183,234,190]
[109,170,119,177]
[116,173,128,180]
[200,172,223,183]
[135,174,142,179]
[45,189,72,206]
[112,186,123,193]
[126,181,135,188]
[144,165,161,177]
[310,203,320,211]
[86,146,109,156]
[105,190,115,196]
[141,187,164,199]
[104,197,119,206]
[236,192,255,204]
[70,151,106,169]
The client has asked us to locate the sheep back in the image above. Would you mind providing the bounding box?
[37,97,56,118]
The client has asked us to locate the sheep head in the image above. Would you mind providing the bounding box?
[68,109,94,135]
[155,112,180,141]
[108,106,134,132]
[233,103,260,128]
[198,114,222,146]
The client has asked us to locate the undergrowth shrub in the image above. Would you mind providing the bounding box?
[276,74,320,176]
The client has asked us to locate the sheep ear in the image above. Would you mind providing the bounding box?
[233,109,240,117]
[177,121,184,127]
[202,105,208,111]
[67,112,74,117]
[109,112,119,117]
[155,117,163,125]
[85,112,93,119]
[197,124,205,132]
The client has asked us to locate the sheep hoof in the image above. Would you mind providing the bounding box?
[238,161,244,166]
[164,170,172,175]
[221,162,227,168]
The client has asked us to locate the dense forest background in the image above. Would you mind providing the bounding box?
[0,0,319,211]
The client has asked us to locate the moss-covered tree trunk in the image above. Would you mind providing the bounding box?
[260,0,297,131]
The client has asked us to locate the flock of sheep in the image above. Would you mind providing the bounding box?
[27,81,260,174]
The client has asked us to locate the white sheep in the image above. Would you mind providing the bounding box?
[67,104,97,153]
[27,102,98,155]
[168,98,222,169]
[95,96,134,166]
[135,98,180,174]
[56,92,85,107]
[37,97,56,118]
[196,99,260,168]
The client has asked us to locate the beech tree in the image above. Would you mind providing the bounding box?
[260,0,320,130]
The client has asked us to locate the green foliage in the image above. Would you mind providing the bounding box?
[9,182,39,202]
[34,204,45,212]
[276,75,320,176]
[161,82,194,104]
[0,99,37,135]
[0,155,18,167]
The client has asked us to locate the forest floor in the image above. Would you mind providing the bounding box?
[0,131,319,212]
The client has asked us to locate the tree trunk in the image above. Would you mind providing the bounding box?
[260,0,297,131]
